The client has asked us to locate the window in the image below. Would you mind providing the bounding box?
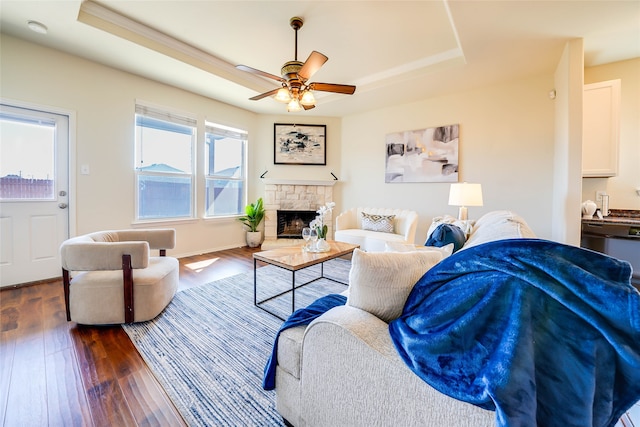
[1,109,56,200]
[204,121,247,217]
[135,105,195,220]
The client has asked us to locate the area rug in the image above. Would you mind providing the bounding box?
[122,258,351,426]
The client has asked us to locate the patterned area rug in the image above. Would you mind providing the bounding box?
[122,258,351,426]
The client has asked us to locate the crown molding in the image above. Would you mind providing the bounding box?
[77,0,273,94]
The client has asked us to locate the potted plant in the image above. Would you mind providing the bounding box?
[238,197,265,248]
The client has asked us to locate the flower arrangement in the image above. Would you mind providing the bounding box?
[310,202,335,239]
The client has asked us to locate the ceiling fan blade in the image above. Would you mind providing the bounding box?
[302,104,316,110]
[236,64,284,83]
[309,82,356,95]
[249,88,280,101]
[298,51,328,80]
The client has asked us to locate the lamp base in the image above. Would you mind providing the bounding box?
[457,206,468,220]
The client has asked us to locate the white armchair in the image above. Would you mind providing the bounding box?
[60,229,178,325]
[334,207,419,252]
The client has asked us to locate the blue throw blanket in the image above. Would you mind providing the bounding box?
[389,239,640,427]
[263,293,347,390]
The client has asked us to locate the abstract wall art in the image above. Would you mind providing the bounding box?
[384,124,459,183]
[274,123,326,165]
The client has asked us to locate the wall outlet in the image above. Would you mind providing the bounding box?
[596,190,607,202]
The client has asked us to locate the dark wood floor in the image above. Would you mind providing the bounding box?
[0,246,261,427]
[3,246,638,427]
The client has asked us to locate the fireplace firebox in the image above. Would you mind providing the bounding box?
[277,210,317,239]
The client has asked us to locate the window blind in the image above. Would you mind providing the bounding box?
[135,104,197,128]
[205,121,247,140]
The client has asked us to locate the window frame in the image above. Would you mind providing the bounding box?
[0,108,58,201]
[203,121,248,219]
[134,104,197,223]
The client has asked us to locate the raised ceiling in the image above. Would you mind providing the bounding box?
[1,0,638,117]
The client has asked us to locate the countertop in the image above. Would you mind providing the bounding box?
[582,209,640,226]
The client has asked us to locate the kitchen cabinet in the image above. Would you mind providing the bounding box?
[582,79,620,177]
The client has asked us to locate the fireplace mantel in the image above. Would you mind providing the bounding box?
[261,178,337,187]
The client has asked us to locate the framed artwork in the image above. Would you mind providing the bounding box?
[384,124,459,183]
[274,123,326,165]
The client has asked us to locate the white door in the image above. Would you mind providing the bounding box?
[0,103,69,287]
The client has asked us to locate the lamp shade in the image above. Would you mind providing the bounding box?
[448,183,483,206]
[274,87,291,103]
[448,182,483,220]
[300,90,316,106]
[287,98,302,112]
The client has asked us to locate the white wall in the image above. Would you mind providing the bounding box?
[552,39,584,246]
[1,35,258,257]
[339,74,557,243]
[2,33,588,257]
[582,58,640,210]
[250,114,343,192]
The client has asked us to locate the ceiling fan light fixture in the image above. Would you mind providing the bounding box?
[236,16,356,112]
[300,90,316,106]
[287,98,302,112]
[274,87,292,103]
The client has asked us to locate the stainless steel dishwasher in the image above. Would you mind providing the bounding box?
[581,221,640,288]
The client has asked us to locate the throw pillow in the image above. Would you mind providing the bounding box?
[425,223,466,253]
[384,241,455,258]
[361,212,395,233]
[347,249,444,322]
[426,215,475,240]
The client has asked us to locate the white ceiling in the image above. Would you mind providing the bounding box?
[1,0,639,117]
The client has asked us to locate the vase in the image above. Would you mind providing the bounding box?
[581,200,597,219]
[246,231,262,248]
[314,238,331,252]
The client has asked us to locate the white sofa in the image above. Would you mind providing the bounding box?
[274,211,536,426]
[334,207,419,252]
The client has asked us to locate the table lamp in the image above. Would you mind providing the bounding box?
[448,182,483,220]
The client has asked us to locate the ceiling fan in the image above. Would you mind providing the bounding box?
[236,17,356,112]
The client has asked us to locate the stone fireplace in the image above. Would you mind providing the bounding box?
[262,179,336,250]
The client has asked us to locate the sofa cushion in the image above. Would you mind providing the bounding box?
[69,256,178,324]
[334,229,408,252]
[276,325,306,379]
[385,241,454,258]
[361,212,395,233]
[346,249,444,322]
[462,210,536,250]
[425,223,466,253]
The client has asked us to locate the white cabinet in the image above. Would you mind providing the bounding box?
[582,79,621,177]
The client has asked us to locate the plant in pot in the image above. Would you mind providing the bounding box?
[238,197,265,248]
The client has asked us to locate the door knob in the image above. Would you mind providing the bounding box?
[58,203,68,209]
